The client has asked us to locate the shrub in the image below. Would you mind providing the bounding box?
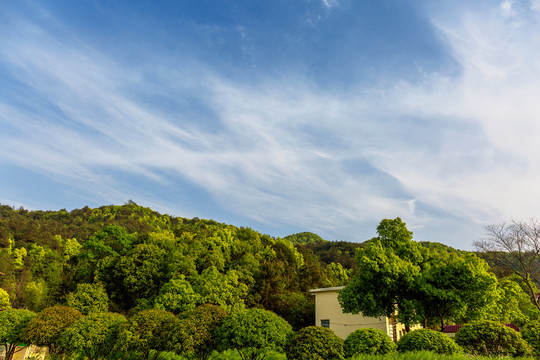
[454,320,531,357]
[286,326,345,360]
[397,329,461,355]
[344,328,396,357]
[522,320,540,356]
[215,308,293,360]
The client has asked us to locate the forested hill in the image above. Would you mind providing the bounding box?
[0,203,352,329]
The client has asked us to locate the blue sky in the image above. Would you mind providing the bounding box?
[1,0,540,249]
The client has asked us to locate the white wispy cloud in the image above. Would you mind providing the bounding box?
[2,1,540,247]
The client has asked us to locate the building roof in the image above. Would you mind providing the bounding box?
[309,286,345,294]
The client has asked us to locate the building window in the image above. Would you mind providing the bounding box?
[321,319,330,328]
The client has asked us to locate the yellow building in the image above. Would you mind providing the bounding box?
[310,286,409,341]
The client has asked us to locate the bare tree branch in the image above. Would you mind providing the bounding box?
[475,219,540,312]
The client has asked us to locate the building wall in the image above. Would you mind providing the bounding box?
[311,287,391,340]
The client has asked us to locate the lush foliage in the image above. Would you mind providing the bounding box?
[0,287,10,309]
[522,320,540,356]
[349,352,535,360]
[340,218,500,330]
[397,329,462,355]
[339,218,425,330]
[172,304,228,360]
[344,328,396,357]
[454,320,531,357]
[66,282,109,315]
[215,308,293,360]
[0,203,347,322]
[60,312,128,360]
[120,309,178,360]
[0,308,36,360]
[286,326,345,360]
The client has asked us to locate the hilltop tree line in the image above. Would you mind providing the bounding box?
[0,203,351,329]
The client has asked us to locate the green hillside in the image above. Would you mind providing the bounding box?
[0,203,350,329]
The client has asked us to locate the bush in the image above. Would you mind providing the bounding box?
[215,308,292,360]
[397,329,461,355]
[344,328,396,357]
[286,326,345,360]
[454,320,531,357]
[523,320,540,356]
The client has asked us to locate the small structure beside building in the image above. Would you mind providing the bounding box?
[310,286,410,341]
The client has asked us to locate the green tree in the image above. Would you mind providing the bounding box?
[493,276,539,327]
[215,308,292,360]
[115,243,168,300]
[0,308,36,360]
[23,305,82,355]
[21,279,48,312]
[120,309,178,360]
[193,266,248,313]
[339,218,426,331]
[172,304,228,360]
[66,283,109,315]
[153,276,201,314]
[60,312,128,360]
[416,251,498,329]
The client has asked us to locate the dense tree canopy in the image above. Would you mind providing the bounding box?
[0,203,346,318]
[1,203,537,345]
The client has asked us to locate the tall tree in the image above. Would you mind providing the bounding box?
[475,219,540,312]
[416,251,498,329]
[339,218,426,330]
